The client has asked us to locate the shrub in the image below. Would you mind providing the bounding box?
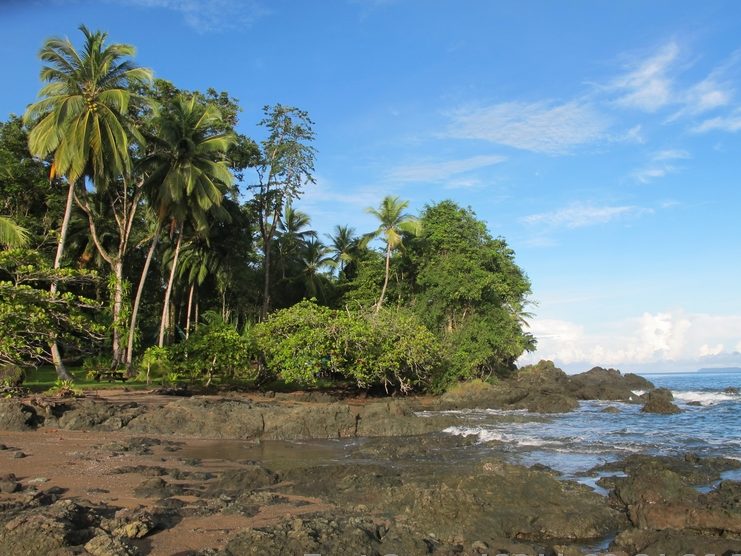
[254,300,442,393]
[0,364,25,386]
[170,315,258,385]
[253,300,336,385]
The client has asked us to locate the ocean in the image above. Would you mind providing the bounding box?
[433,371,741,486]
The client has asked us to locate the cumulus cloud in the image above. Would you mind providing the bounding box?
[445,100,608,155]
[521,202,652,229]
[520,310,741,373]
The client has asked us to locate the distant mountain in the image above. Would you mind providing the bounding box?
[696,367,741,374]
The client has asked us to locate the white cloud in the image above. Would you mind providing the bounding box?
[109,0,267,32]
[693,109,741,133]
[522,202,652,229]
[632,149,690,183]
[389,154,506,183]
[520,310,741,373]
[611,42,680,112]
[445,100,608,154]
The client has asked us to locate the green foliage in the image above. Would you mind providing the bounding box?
[168,313,258,385]
[254,300,441,392]
[409,201,535,383]
[139,345,172,383]
[0,364,25,386]
[0,249,105,367]
[45,378,83,398]
[253,300,335,385]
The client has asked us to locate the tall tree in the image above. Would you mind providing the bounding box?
[250,104,316,319]
[132,94,234,350]
[327,224,357,274]
[276,203,316,279]
[299,238,334,302]
[23,25,152,376]
[365,196,421,313]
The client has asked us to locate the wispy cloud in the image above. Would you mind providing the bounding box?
[632,149,690,183]
[693,108,741,133]
[389,154,506,183]
[522,202,652,229]
[109,0,267,33]
[445,100,608,155]
[610,42,680,112]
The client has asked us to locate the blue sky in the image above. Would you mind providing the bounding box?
[2,0,741,372]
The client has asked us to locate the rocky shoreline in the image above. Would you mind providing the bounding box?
[1,364,739,555]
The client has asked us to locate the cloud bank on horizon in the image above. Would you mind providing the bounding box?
[520,310,741,373]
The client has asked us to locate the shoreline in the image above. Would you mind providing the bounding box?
[1,382,740,555]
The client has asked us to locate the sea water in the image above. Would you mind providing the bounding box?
[435,371,741,482]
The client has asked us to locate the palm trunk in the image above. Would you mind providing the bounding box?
[125,223,161,367]
[375,243,392,313]
[49,180,77,381]
[159,224,183,347]
[185,283,195,340]
[111,259,125,367]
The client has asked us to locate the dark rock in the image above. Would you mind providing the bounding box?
[612,527,741,556]
[596,454,741,536]
[206,466,278,496]
[0,400,38,431]
[280,458,625,544]
[687,401,702,406]
[13,451,26,459]
[133,477,183,499]
[641,388,681,414]
[0,499,101,554]
[50,400,144,431]
[126,398,265,439]
[439,362,581,413]
[723,386,739,395]
[568,366,652,401]
[602,406,620,413]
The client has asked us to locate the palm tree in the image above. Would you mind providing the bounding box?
[299,238,335,302]
[276,203,316,279]
[131,94,234,350]
[0,216,29,248]
[365,196,421,312]
[326,224,357,273]
[23,25,151,378]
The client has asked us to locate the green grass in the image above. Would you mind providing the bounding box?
[24,365,151,392]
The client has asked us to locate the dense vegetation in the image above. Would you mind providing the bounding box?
[0,26,535,393]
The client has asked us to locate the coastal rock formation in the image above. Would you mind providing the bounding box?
[438,360,654,413]
[0,400,37,431]
[594,454,741,555]
[641,388,682,414]
[279,458,625,544]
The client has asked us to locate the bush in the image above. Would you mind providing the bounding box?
[169,315,258,385]
[254,300,442,393]
[0,364,25,386]
[138,346,172,384]
[253,301,336,385]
